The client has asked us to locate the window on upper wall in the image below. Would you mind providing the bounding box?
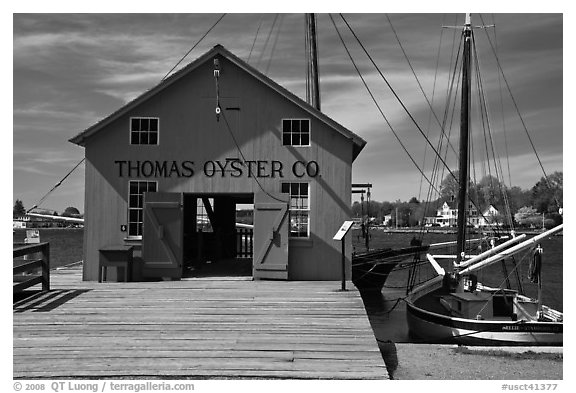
[128,180,157,237]
[130,117,159,145]
[281,182,310,238]
[282,119,310,147]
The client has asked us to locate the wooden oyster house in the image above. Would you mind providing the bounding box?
[69,45,366,282]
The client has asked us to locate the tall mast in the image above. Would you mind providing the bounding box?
[306,13,321,110]
[456,13,472,266]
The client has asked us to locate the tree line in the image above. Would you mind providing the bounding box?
[352,171,563,228]
[13,200,82,218]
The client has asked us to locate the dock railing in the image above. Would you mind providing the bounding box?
[13,242,50,293]
[236,228,253,258]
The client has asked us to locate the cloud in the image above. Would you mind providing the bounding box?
[12,13,562,212]
[13,147,84,168]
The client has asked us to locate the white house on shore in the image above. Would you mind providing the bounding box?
[425,201,501,228]
[13,216,30,229]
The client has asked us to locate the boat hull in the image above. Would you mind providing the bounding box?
[352,262,398,292]
[406,300,563,346]
[352,245,428,291]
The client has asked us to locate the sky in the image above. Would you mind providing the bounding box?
[11,8,565,214]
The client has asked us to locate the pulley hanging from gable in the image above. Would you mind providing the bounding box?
[214,57,221,121]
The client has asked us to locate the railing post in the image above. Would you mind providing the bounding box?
[13,242,50,293]
[42,243,50,291]
[249,229,253,257]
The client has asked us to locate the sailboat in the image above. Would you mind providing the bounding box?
[404,14,563,346]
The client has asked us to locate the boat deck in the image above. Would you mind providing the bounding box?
[13,264,386,379]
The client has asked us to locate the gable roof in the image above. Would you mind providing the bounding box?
[483,204,499,214]
[69,44,366,160]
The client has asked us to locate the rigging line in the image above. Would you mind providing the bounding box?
[424,11,460,212]
[264,14,285,76]
[27,158,86,213]
[436,47,463,197]
[473,34,495,186]
[417,14,446,201]
[492,14,513,188]
[304,15,310,103]
[445,14,461,108]
[473,27,496,185]
[442,48,497,231]
[477,14,560,209]
[247,15,264,64]
[161,14,226,81]
[256,14,280,70]
[220,110,288,204]
[341,14,489,228]
[472,33,514,229]
[328,14,440,197]
[385,14,458,161]
[426,18,464,206]
[434,30,500,230]
[422,39,463,230]
[416,21,464,230]
[476,248,534,317]
[337,14,461,194]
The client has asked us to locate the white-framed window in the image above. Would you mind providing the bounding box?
[281,182,310,238]
[130,117,159,145]
[128,180,157,237]
[282,119,310,147]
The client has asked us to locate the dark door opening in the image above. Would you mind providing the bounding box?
[183,193,254,278]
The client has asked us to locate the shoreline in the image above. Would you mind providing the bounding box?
[365,227,562,236]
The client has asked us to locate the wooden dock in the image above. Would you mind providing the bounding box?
[13,264,386,379]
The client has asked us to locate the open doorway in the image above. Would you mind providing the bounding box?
[182,193,253,278]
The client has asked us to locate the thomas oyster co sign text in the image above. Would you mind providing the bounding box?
[114,159,319,178]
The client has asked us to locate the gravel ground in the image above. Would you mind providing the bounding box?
[391,344,562,380]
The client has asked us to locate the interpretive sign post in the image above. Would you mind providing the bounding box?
[333,221,354,291]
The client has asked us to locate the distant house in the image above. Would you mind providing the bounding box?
[383,214,392,226]
[425,202,503,228]
[13,215,30,229]
[478,204,501,227]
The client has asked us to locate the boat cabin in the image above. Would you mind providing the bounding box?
[441,292,494,320]
[441,288,543,321]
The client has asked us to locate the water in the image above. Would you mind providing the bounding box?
[13,228,84,269]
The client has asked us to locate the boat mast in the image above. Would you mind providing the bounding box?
[306,13,321,110]
[456,13,472,266]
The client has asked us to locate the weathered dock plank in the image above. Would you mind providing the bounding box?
[13,265,386,379]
